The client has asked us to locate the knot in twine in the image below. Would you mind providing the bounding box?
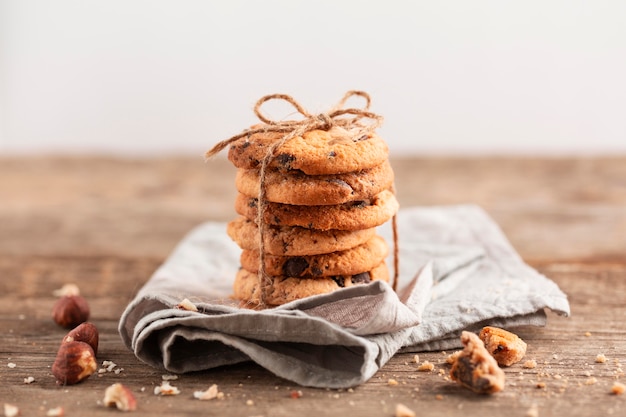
[206,91,398,307]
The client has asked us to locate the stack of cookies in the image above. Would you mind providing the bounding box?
[225,125,399,307]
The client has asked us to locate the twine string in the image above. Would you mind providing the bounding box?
[206,91,399,306]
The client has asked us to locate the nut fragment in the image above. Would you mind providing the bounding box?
[3,403,20,417]
[193,384,224,400]
[46,407,65,417]
[52,295,90,329]
[450,331,505,394]
[154,381,180,396]
[175,298,198,312]
[104,383,137,411]
[51,341,97,385]
[52,283,81,297]
[395,403,416,417]
[479,326,527,366]
[63,322,99,355]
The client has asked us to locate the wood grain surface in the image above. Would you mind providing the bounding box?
[1,156,625,417]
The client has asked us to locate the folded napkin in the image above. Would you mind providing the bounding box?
[118,205,570,388]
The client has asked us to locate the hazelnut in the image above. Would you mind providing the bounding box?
[104,383,137,411]
[51,341,97,385]
[63,322,99,355]
[52,295,90,328]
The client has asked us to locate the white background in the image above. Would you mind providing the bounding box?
[1,0,625,156]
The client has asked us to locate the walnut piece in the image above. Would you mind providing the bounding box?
[479,326,527,366]
[450,331,505,394]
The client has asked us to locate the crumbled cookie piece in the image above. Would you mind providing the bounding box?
[417,361,435,372]
[479,326,527,366]
[523,359,537,369]
[446,350,462,365]
[450,331,505,394]
[595,354,607,363]
[611,382,625,395]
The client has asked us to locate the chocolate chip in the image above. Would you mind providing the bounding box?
[241,141,251,149]
[354,134,369,142]
[331,276,346,287]
[248,199,258,208]
[328,151,336,158]
[327,178,351,190]
[451,356,494,394]
[311,266,323,276]
[351,272,371,284]
[350,200,368,208]
[276,153,295,168]
[283,257,309,277]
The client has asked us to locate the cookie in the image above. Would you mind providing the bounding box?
[234,189,399,231]
[227,126,389,175]
[235,160,394,206]
[227,216,376,256]
[450,331,505,394]
[233,261,390,306]
[240,235,388,277]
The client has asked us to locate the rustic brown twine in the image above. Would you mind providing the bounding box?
[206,91,399,306]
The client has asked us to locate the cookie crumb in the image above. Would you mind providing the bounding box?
[387,378,399,386]
[395,403,416,417]
[412,354,419,364]
[246,399,254,406]
[584,331,591,337]
[596,354,607,363]
[584,377,598,385]
[23,376,35,384]
[161,374,178,381]
[536,382,546,389]
[417,361,435,372]
[611,382,625,395]
[7,363,16,369]
[446,350,462,365]
[523,360,537,369]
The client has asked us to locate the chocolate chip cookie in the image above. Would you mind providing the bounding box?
[228,126,389,175]
[233,261,390,306]
[227,216,376,256]
[234,189,399,231]
[240,235,388,277]
[235,160,394,206]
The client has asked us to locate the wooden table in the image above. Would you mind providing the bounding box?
[1,157,625,417]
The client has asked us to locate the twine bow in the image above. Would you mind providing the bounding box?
[206,91,398,307]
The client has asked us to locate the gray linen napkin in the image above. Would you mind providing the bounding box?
[118,205,570,388]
